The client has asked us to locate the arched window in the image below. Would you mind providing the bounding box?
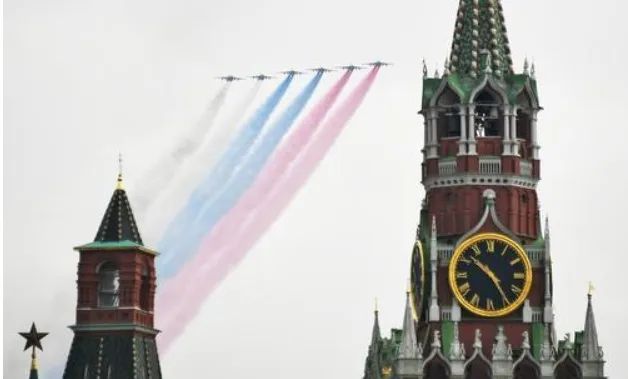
[437,87,462,139]
[474,90,503,138]
[423,355,450,379]
[555,355,583,379]
[140,265,150,311]
[464,355,492,379]
[513,357,540,379]
[98,262,120,307]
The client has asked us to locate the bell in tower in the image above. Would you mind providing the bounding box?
[62,172,162,379]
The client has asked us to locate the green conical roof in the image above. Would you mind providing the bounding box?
[449,0,513,78]
[94,175,143,245]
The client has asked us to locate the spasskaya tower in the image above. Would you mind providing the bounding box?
[361,1,606,379]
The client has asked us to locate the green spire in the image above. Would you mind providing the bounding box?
[449,0,514,78]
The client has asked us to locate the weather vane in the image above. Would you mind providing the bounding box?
[117,153,124,190]
[19,322,48,379]
[118,152,123,177]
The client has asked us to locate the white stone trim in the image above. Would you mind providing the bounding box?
[423,174,538,191]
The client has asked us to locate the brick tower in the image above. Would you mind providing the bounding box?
[362,1,606,378]
[63,173,162,379]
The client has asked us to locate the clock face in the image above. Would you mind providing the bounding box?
[449,233,533,318]
[410,241,426,321]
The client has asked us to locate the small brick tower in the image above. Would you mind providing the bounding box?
[63,172,162,379]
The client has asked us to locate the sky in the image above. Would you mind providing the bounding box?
[4,0,628,378]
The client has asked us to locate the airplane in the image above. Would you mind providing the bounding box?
[217,75,243,82]
[250,74,274,81]
[310,67,335,73]
[337,65,365,71]
[365,61,393,67]
[279,70,304,76]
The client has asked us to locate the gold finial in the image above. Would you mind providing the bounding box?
[116,153,124,190]
[588,281,595,296]
[31,351,38,370]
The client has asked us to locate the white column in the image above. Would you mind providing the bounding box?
[429,216,440,321]
[510,106,520,156]
[423,119,429,159]
[467,105,477,155]
[502,105,512,156]
[427,110,439,159]
[531,110,540,160]
[458,107,468,156]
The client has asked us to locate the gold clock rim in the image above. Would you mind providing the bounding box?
[448,232,533,318]
[409,240,425,321]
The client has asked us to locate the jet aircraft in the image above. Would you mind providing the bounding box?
[280,70,304,76]
[310,67,335,73]
[250,74,274,81]
[337,65,364,71]
[217,75,243,82]
[365,61,392,67]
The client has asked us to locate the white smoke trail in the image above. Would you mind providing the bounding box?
[142,81,262,243]
[133,82,232,217]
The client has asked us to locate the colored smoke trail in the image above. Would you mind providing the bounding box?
[157,68,378,351]
[142,81,262,242]
[158,72,324,279]
[157,75,294,275]
[133,82,231,217]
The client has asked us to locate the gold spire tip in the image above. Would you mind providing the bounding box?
[31,349,38,370]
[116,153,125,190]
[588,281,595,296]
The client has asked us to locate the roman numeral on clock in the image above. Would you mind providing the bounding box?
[459,283,471,296]
[513,272,526,280]
[511,284,522,294]
[486,240,495,253]
[486,298,495,311]
[471,244,482,256]
[470,294,480,307]
[456,272,468,279]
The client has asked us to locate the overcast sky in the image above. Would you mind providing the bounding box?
[4,0,628,378]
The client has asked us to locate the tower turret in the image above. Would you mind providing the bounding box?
[363,307,383,379]
[580,291,605,378]
[395,290,420,378]
[62,173,162,379]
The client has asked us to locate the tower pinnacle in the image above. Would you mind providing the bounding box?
[581,291,602,361]
[449,0,514,78]
[398,291,418,359]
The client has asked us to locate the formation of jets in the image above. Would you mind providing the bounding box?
[218,61,390,81]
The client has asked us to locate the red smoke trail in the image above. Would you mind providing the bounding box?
[157,68,378,351]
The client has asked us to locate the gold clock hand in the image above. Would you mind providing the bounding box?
[469,256,510,305]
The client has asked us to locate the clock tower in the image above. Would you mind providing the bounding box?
[362,1,606,379]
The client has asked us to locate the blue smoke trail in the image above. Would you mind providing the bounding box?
[195,71,324,221]
[158,72,325,279]
[158,75,294,276]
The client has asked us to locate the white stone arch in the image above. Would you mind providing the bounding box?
[469,76,510,106]
[429,79,465,109]
[512,349,542,379]
[422,348,452,378]
[553,351,583,379]
[463,348,493,375]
